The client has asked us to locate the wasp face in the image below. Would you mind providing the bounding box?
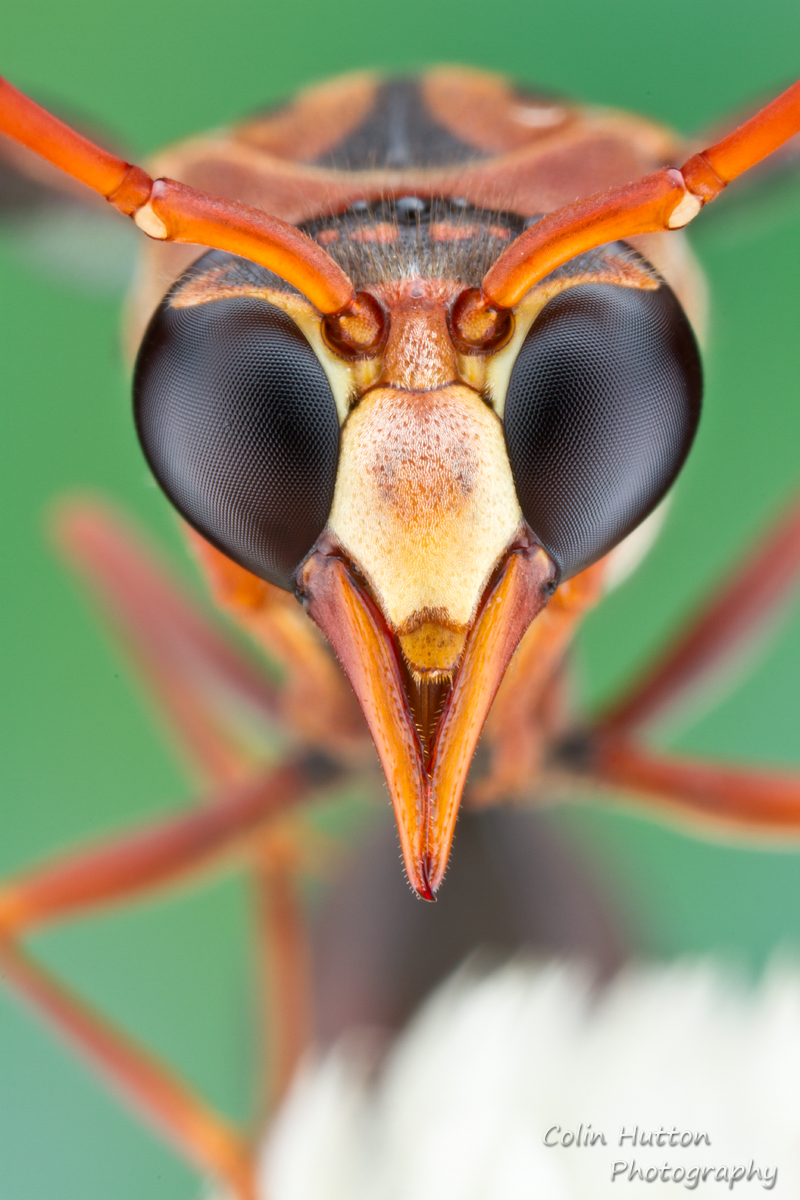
[326,276,527,703]
[134,199,701,897]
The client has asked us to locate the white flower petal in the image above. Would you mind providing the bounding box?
[259,959,800,1199]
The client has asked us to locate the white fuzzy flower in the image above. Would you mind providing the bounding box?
[261,960,800,1198]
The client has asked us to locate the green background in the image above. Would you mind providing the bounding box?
[1,2,799,1196]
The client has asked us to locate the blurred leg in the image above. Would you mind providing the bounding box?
[253,841,313,1114]
[55,499,283,784]
[591,740,800,835]
[0,757,329,934]
[596,496,800,736]
[0,937,258,1200]
[0,754,337,1195]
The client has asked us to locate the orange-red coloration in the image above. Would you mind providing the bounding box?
[0,761,315,933]
[0,76,359,314]
[450,286,514,353]
[6,67,797,903]
[144,178,356,313]
[234,72,378,162]
[299,535,555,896]
[479,558,608,801]
[697,78,800,185]
[349,222,398,243]
[421,67,574,154]
[0,76,151,212]
[428,222,479,241]
[482,168,687,308]
[480,78,800,309]
[0,938,259,1200]
[1,67,800,1200]
[422,539,555,892]
[297,544,432,898]
[375,279,461,390]
[322,289,387,357]
[593,742,800,834]
[188,530,366,757]
[597,499,800,739]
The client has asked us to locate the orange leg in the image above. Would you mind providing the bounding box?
[253,843,313,1113]
[54,499,284,785]
[0,495,344,1196]
[0,937,259,1200]
[589,741,800,835]
[596,496,800,737]
[1,487,348,1192]
[0,757,331,935]
[0,751,333,1198]
[55,499,346,1117]
[57,499,365,774]
[556,498,800,836]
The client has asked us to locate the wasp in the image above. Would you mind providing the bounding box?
[0,67,798,1200]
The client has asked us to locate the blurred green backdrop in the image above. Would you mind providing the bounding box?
[1,2,799,1197]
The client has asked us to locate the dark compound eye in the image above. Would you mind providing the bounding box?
[503,282,702,579]
[134,291,339,591]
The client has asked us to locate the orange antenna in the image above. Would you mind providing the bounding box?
[0,76,357,316]
[455,79,800,324]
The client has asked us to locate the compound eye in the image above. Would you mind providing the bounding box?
[134,292,339,591]
[503,282,702,579]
